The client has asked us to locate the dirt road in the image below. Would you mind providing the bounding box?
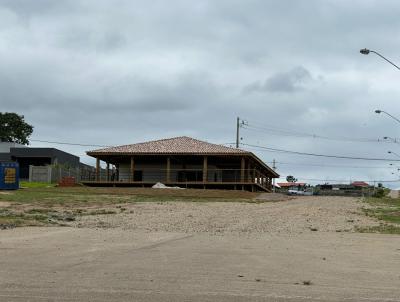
[1,196,399,301]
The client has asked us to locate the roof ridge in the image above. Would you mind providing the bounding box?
[89,136,244,153]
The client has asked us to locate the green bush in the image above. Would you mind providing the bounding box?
[372,188,386,198]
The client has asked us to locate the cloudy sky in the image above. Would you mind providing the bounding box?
[2,0,400,186]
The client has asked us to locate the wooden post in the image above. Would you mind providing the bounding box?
[252,168,256,184]
[130,157,135,182]
[240,157,245,182]
[106,162,110,181]
[96,158,100,181]
[166,157,171,183]
[203,156,208,183]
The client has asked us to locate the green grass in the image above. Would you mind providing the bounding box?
[19,181,56,189]
[359,196,400,234]
[0,187,255,206]
[356,224,400,234]
[0,186,256,229]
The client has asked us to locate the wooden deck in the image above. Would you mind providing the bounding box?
[81,181,270,192]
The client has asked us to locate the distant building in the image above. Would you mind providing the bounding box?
[277,182,307,190]
[0,143,80,179]
[351,181,370,188]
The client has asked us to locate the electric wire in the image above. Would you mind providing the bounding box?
[241,143,400,161]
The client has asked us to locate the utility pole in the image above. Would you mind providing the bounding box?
[272,159,276,192]
[236,116,240,148]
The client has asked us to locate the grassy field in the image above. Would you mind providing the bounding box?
[0,186,257,229]
[358,196,400,234]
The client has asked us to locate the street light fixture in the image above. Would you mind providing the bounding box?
[388,150,400,159]
[375,110,400,125]
[360,48,400,70]
[383,136,400,144]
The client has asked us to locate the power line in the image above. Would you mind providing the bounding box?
[240,118,397,144]
[276,176,400,183]
[241,142,400,161]
[266,161,397,169]
[30,139,110,148]
[31,139,236,149]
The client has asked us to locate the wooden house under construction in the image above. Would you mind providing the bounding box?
[84,136,279,192]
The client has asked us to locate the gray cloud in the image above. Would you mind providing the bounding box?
[244,66,313,93]
[1,0,400,185]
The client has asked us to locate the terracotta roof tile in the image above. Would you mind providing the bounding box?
[87,136,248,155]
[277,182,307,187]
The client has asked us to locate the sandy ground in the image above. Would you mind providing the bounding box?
[389,190,399,198]
[1,196,400,302]
[71,196,377,234]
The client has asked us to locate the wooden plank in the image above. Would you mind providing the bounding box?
[203,156,208,183]
[106,162,110,181]
[95,159,99,181]
[130,157,135,182]
[241,157,245,182]
[166,157,171,182]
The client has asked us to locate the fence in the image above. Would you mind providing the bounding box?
[315,188,374,197]
[29,165,91,183]
[81,168,272,188]
[28,166,273,189]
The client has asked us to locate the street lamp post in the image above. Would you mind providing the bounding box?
[388,150,400,159]
[360,48,400,70]
[384,136,400,144]
[375,110,400,125]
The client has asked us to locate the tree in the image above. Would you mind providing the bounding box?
[0,113,33,145]
[286,175,298,183]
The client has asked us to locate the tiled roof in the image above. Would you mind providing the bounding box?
[87,136,249,155]
[277,182,307,187]
[351,181,369,187]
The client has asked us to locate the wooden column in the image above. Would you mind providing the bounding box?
[130,157,135,182]
[240,157,245,182]
[166,157,171,183]
[106,162,110,181]
[96,158,100,181]
[252,168,256,183]
[203,156,208,183]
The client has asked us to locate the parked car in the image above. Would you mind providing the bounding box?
[288,189,305,195]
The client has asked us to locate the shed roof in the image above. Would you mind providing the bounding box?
[277,182,307,187]
[351,181,370,187]
[88,136,248,155]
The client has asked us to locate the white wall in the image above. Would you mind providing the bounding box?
[0,142,27,153]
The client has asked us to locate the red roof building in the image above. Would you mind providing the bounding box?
[351,181,369,187]
[277,182,306,188]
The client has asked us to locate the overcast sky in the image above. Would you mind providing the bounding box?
[2,0,400,186]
